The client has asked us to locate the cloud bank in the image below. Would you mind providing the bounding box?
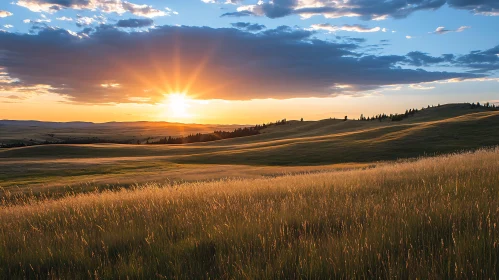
[0,25,490,104]
[223,0,499,20]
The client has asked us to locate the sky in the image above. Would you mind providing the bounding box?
[0,0,498,124]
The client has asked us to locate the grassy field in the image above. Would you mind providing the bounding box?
[1,104,499,194]
[1,148,499,278]
[1,103,499,278]
[0,120,245,145]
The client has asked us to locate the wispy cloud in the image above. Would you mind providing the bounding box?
[431,26,470,34]
[310,24,382,33]
[231,22,266,31]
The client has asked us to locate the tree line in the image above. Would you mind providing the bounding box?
[149,119,288,145]
[359,108,420,122]
[356,102,497,123]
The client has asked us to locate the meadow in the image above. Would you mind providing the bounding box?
[0,120,245,146]
[2,104,499,193]
[2,103,499,279]
[1,148,499,278]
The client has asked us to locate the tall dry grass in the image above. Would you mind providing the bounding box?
[1,148,499,279]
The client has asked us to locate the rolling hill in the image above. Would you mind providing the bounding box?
[1,103,498,191]
[0,120,246,146]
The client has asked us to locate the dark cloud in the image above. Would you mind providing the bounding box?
[230,22,266,31]
[0,25,483,104]
[404,47,499,73]
[346,37,367,44]
[447,0,499,15]
[231,0,499,20]
[220,10,254,17]
[116,18,154,28]
[406,51,450,67]
[457,46,499,73]
[235,0,446,20]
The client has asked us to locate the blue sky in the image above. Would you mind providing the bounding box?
[0,0,498,123]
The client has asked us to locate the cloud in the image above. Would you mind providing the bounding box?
[23,18,51,24]
[56,16,73,21]
[0,10,13,18]
[203,0,243,3]
[4,25,14,29]
[310,23,381,33]
[233,0,447,20]
[409,84,435,90]
[456,45,499,73]
[164,7,179,16]
[230,22,266,31]
[15,0,170,18]
[406,35,412,39]
[447,0,499,16]
[406,51,453,66]
[75,16,96,27]
[121,2,168,18]
[221,10,254,17]
[116,18,154,28]
[404,47,499,73]
[226,0,499,20]
[432,26,470,34]
[0,25,482,104]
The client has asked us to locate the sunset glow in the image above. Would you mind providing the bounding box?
[0,0,498,124]
[2,0,499,278]
[165,93,191,119]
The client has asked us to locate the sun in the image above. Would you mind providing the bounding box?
[166,92,191,118]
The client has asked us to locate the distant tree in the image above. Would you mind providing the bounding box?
[344,116,348,121]
[301,118,304,122]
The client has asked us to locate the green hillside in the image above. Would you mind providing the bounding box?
[2,104,498,165]
[1,103,498,191]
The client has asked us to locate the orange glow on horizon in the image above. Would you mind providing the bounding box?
[166,93,191,118]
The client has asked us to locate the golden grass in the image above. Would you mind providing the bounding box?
[1,148,499,278]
